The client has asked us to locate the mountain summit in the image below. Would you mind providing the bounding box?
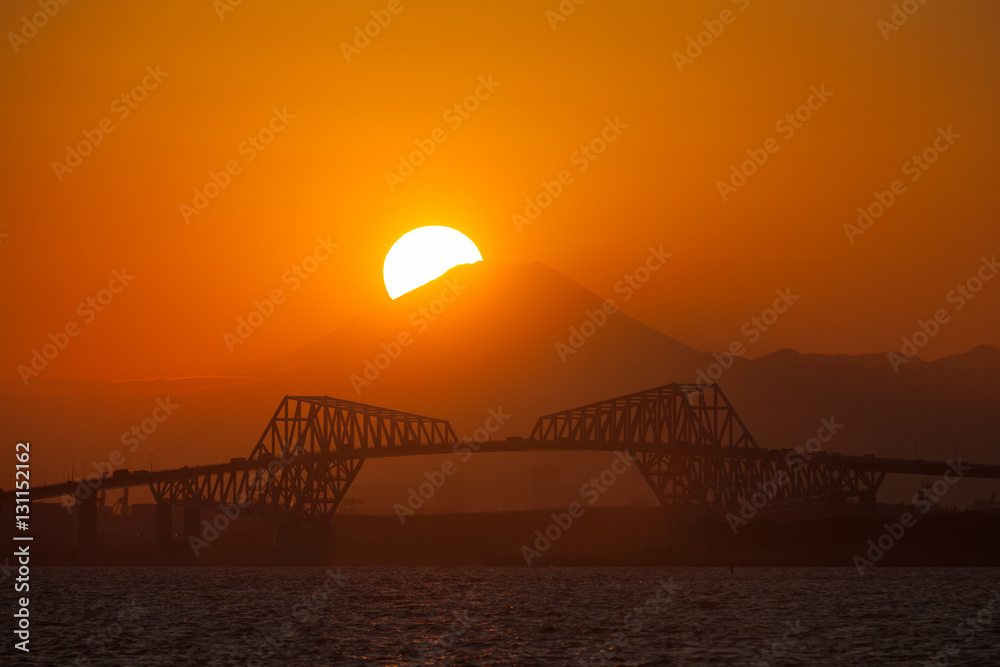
[3,262,998,509]
[271,261,707,420]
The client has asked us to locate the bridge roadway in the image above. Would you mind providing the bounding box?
[8,437,1000,504]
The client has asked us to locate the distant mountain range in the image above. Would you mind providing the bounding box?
[3,261,998,509]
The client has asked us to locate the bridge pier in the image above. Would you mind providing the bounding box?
[77,495,98,562]
[156,503,173,563]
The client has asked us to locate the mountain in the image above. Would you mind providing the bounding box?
[227,261,709,434]
[2,261,998,510]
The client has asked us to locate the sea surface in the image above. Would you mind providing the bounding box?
[14,567,1000,665]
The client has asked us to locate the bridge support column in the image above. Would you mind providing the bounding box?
[156,503,173,563]
[77,495,98,562]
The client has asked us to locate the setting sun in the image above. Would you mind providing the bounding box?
[383,226,483,299]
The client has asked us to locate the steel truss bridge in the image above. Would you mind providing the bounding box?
[7,383,1000,527]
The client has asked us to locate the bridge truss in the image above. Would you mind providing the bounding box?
[530,383,883,514]
[15,384,994,523]
[147,396,457,519]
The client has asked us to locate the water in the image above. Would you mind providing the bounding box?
[16,567,1000,665]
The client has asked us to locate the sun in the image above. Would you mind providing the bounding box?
[383,226,483,299]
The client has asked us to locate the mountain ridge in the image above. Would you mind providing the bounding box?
[2,260,997,510]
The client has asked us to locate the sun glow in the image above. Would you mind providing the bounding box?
[383,226,483,299]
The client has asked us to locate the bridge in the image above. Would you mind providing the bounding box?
[3,383,1000,559]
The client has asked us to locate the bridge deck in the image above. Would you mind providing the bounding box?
[6,437,1000,503]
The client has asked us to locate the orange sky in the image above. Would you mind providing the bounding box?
[2,0,998,382]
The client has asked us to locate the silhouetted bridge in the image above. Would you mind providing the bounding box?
[4,383,1000,558]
